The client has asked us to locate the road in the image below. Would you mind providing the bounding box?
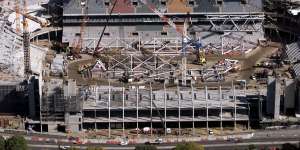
[28,138,300,150]
[3,128,300,150]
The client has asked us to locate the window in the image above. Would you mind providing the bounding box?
[75,33,81,36]
[132,1,138,6]
[104,1,110,6]
[161,32,168,36]
[247,31,253,34]
[241,0,248,4]
[190,31,196,35]
[217,0,223,5]
[132,32,139,36]
[161,1,166,5]
[104,32,110,36]
[189,0,195,6]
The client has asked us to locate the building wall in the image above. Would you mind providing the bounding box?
[0,81,28,115]
[284,79,296,114]
[63,0,264,52]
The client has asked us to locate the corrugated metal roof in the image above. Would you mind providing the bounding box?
[112,0,134,13]
[286,41,300,76]
[63,0,106,14]
[167,0,193,13]
[136,25,163,31]
[286,41,300,62]
[293,63,300,77]
[63,0,263,15]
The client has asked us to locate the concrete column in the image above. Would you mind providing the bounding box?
[205,86,208,131]
[122,87,125,137]
[221,36,224,55]
[164,83,167,136]
[130,54,133,72]
[108,85,111,138]
[150,83,153,137]
[219,86,223,132]
[191,84,195,136]
[233,85,237,130]
[136,87,139,136]
[48,32,50,43]
[177,86,181,136]
[95,86,97,130]
[248,103,250,130]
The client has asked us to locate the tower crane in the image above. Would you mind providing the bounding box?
[70,0,88,58]
[138,0,206,86]
[22,0,31,79]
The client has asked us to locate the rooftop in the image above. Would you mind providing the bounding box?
[63,0,263,15]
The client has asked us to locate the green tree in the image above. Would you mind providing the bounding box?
[282,143,297,150]
[174,142,205,150]
[135,145,158,150]
[248,144,256,150]
[86,147,104,150]
[5,135,27,150]
[67,147,80,150]
[0,136,5,150]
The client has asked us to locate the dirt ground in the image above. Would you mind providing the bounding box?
[66,43,281,86]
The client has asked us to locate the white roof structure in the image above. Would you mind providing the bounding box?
[0,15,48,77]
[8,12,42,33]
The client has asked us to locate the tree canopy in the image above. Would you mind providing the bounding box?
[5,135,28,150]
[135,144,158,150]
[0,136,5,150]
[86,147,105,150]
[174,142,204,150]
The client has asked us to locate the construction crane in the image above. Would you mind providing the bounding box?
[15,0,21,33]
[70,0,88,59]
[94,0,118,54]
[13,0,49,34]
[138,0,205,85]
[22,13,50,27]
[22,0,31,79]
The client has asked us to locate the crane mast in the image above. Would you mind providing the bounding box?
[22,0,31,79]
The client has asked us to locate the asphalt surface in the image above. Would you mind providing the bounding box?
[4,128,300,150]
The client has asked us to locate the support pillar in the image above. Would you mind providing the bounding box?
[136,87,139,137]
[122,87,125,137]
[205,86,208,131]
[219,86,223,132]
[150,83,153,137]
[130,54,133,72]
[48,32,50,44]
[164,83,167,136]
[191,84,195,136]
[233,85,237,130]
[221,36,224,55]
[108,85,111,138]
[177,86,181,136]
